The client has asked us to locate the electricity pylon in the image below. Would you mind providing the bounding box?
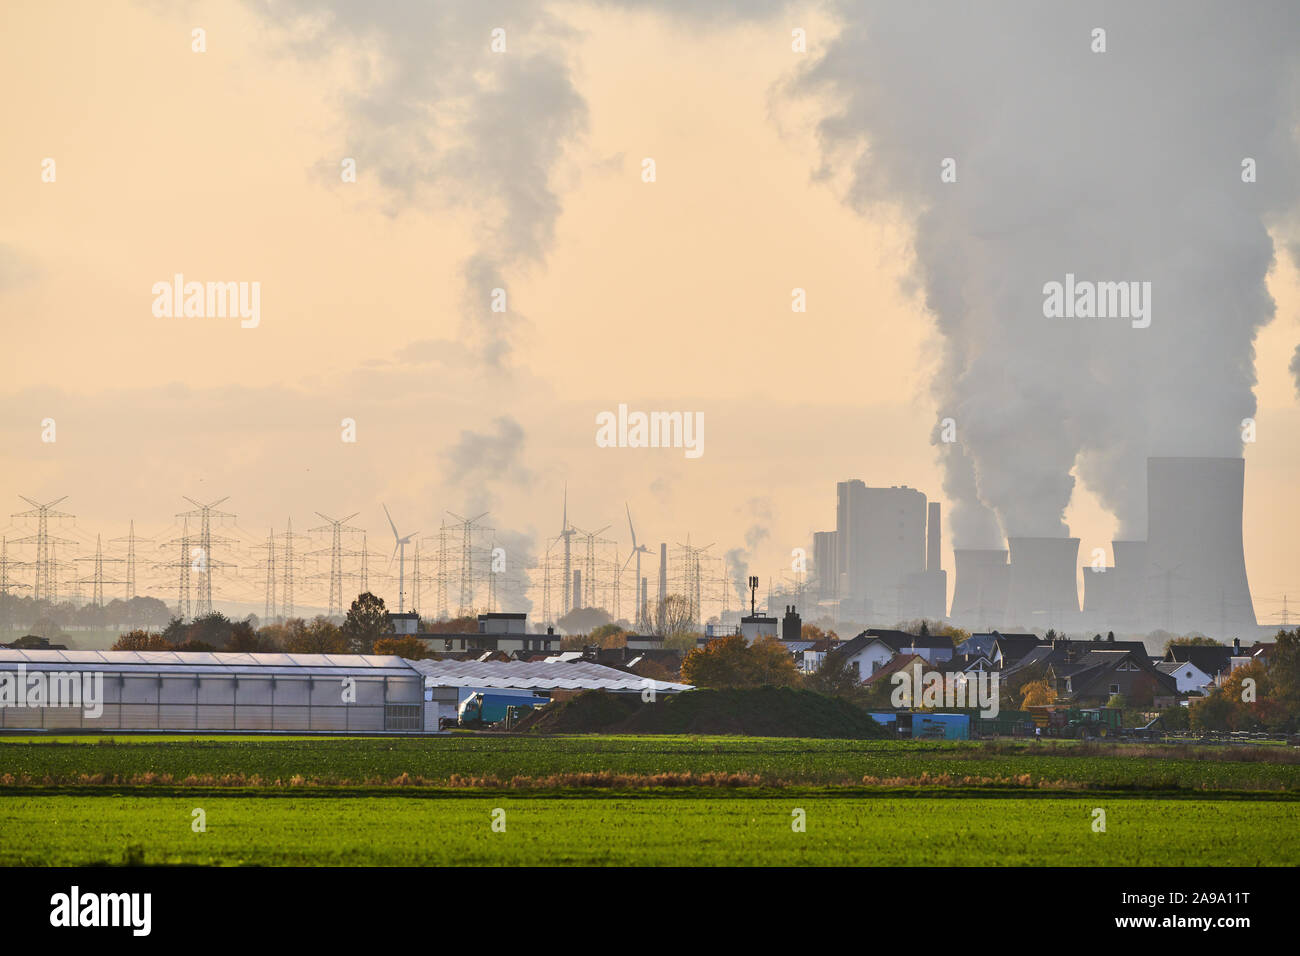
[175,497,237,617]
[109,521,153,600]
[11,496,76,602]
[74,534,127,607]
[308,512,363,617]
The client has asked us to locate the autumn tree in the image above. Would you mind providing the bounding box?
[800,623,839,642]
[112,629,172,651]
[1019,678,1055,708]
[285,617,348,654]
[680,634,798,689]
[373,635,437,660]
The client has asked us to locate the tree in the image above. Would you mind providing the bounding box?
[285,617,347,654]
[804,650,864,701]
[112,629,171,651]
[373,635,437,660]
[680,634,799,689]
[653,594,696,640]
[1020,678,1055,708]
[588,623,629,649]
[225,620,264,652]
[800,623,839,642]
[342,592,392,653]
[1163,634,1221,654]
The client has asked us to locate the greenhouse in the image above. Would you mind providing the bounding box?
[0,649,425,733]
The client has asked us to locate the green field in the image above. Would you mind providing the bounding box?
[1,794,1293,866]
[4,735,1296,865]
[2,734,1297,792]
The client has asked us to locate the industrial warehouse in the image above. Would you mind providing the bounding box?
[0,648,691,733]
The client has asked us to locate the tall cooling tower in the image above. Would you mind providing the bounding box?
[1111,539,1148,632]
[951,549,1009,627]
[1082,566,1118,629]
[1006,537,1080,629]
[1143,457,1255,637]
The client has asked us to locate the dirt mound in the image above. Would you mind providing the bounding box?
[516,687,890,739]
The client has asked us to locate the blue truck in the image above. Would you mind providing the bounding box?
[457,692,548,727]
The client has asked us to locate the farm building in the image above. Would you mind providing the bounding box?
[0,649,425,733]
[408,658,693,731]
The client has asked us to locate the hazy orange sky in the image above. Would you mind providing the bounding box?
[1,1,1298,626]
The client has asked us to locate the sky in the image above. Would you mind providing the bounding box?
[1,1,1298,628]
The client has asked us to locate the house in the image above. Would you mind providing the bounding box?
[988,633,1044,669]
[826,634,900,681]
[860,628,955,664]
[1047,648,1177,704]
[1164,643,1234,682]
[949,652,994,673]
[955,633,998,658]
[413,613,563,657]
[1155,659,1213,695]
[861,652,926,689]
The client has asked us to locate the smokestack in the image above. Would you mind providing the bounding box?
[1006,537,1080,629]
[950,548,1009,628]
[640,576,648,629]
[571,570,581,612]
[927,501,941,572]
[1143,457,1255,637]
[658,543,667,608]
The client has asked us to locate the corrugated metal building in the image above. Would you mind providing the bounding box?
[408,658,692,731]
[0,649,425,733]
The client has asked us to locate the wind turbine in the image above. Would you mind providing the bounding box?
[623,503,651,630]
[383,504,418,612]
[559,485,578,614]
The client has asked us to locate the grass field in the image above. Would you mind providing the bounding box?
[2,734,1297,792]
[4,735,1296,865]
[1,794,1294,866]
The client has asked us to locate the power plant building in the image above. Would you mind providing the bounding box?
[948,456,1258,639]
[816,480,944,624]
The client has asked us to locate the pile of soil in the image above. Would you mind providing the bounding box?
[515,686,890,739]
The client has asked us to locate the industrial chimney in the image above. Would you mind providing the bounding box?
[926,502,941,572]
[951,548,1009,628]
[658,543,667,609]
[1006,537,1080,629]
[1143,457,1255,637]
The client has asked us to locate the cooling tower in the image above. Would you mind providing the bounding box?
[1143,457,1255,637]
[1110,539,1148,632]
[951,548,1009,628]
[1082,566,1118,629]
[1006,537,1080,629]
